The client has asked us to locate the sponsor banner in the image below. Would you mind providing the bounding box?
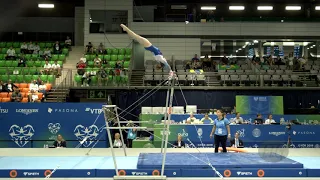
[0,103,108,148]
[154,124,320,148]
[236,96,284,115]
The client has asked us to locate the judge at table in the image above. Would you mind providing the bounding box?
[173,135,185,148]
[230,132,244,148]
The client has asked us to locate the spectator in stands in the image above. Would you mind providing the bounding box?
[42,61,52,75]
[298,56,307,70]
[29,80,39,92]
[11,88,22,102]
[28,41,34,54]
[113,133,123,148]
[254,114,264,124]
[97,66,108,86]
[53,41,61,54]
[97,43,105,54]
[203,54,211,70]
[20,42,28,54]
[0,81,7,92]
[80,54,87,63]
[185,61,191,70]
[43,48,52,58]
[33,43,40,55]
[65,36,72,50]
[265,114,276,124]
[193,60,202,69]
[233,112,243,124]
[85,42,94,54]
[5,80,18,92]
[38,81,47,101]
[76,59,86,75]
[173,135,185,148]
[94,54,102,67]
[200,114,213,124]
[52,60,61,76]
[267,56,274,66]
[288,52,294,70]
[186,113,197,124]
[17,54,27,67]
[221,54,228,65]
[192,54,199,63]
[6,46,16,60]
[81,72,92,87]
[28,89,39,103]
[53,134,67,148]
[36,77,43,85]
[230,132,244,148]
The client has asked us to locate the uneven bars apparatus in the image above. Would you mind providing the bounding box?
[103,77,175,179]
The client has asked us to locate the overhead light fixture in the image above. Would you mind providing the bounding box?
[271,42,275,46]
[201,6,216,10]
[171,5,187,10]
[245,42,249,44]
[285,6,301,11]
[315,6,320,10]
[307,48,309,50]
[238,48,242,50]
[229,6,245,10]
[253,40,259,43]
[236,50,238,53]
[257,6,273,10]
[242,45,246,48]
[38,4,54,8]
[283,42,295,46]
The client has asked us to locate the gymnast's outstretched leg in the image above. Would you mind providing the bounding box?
[120,24,173,77]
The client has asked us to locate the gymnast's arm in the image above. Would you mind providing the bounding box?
[226,125,231,138]
[210,125,216,137]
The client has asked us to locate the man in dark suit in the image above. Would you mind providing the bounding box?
[230,132,244,148]
[173,135,185,148]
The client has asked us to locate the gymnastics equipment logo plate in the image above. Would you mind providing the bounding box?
[74,125,99,147]
[9,124,35,147]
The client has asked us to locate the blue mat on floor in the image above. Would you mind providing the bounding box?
[137,153,304,169]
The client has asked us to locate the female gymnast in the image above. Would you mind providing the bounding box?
[120,24,174,78]
[210,109,231,153]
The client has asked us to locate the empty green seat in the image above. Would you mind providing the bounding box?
[111,55,117,61]
[49,61,54,65]
[91,76,97,85]
[0,54,4,59]
[25,54,31,60]
[123,61,130,68]
[32,54,38,60]
[118,48,125,55]
[40,75,48,81]
[86,68,92,72]
[13,42,20,48]
[47,75,55,83]
[29,68,37,75]
[16,75,24,83]
[46,42,53,48]
[11,61,18,67]
[21,68,29,74]
[87,61,94,67]
[0,61,4,67]
[112,48,119,55]
[26,61,34,67]
[41,61,46,67]
[62,48,68,55]
[104,55,111,61]
[0,42,6,48]
[0,68,6,75]
[106,48,112,54]
[34,61,42,67]
[5,61,12,67]
[98,55,104,60]
[24,75,32,82]
[85,55,92,61]
[8,75,17,82]
[15,48,21,54]
[39,43,46,48]
[59,54,66,61]
[118,55,124,61]
[1,48,7,54]
[125,48,132,55]
[6,42,13,48]
[125,54,131,61]
[109,61,116,68]
[52,54,59,61]
[0,75,8,82]
[57,61,63,66]
[74,75,82,85]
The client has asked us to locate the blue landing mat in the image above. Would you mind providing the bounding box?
[137,153,304,169]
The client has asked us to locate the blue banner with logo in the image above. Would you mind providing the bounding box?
[236,96,284,115]
[0,103,108,148]
[153,124,320,148]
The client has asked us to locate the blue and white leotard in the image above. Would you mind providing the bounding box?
[145,45,171,71]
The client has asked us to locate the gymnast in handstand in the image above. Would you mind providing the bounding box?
[120,24,174,77]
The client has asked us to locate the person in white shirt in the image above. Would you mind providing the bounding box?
[298,56,307,70]
[81,72,92,87]
[21,42,28,54]
[265,114,276,124]
[6,46,16,60]
[113,133,122,148]
[65,36,72,50]
[28,41,34,54]
[38,81,47,101]
[186,114,197,124]
[233,112,244,124]
[42,61,52,75]
[28,89,39,103]
[80,54,86,63]
[200,114,213,124]
[97,43,105,54]
[29,80,39,92]
[51,61,61,75]
[33,43,40,54]
[43,48,51,58]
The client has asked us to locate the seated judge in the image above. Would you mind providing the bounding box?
[233,112,244,124]
[113,133,123,148]
[264,114,276,124]
[230,132,244,148]
[53,134,67,148]
[254,114,264,124]
[173,135,185,148]
[200,114,213,124]
[186,113,197,124]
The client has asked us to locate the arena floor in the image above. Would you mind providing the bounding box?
[0,148,320,179]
